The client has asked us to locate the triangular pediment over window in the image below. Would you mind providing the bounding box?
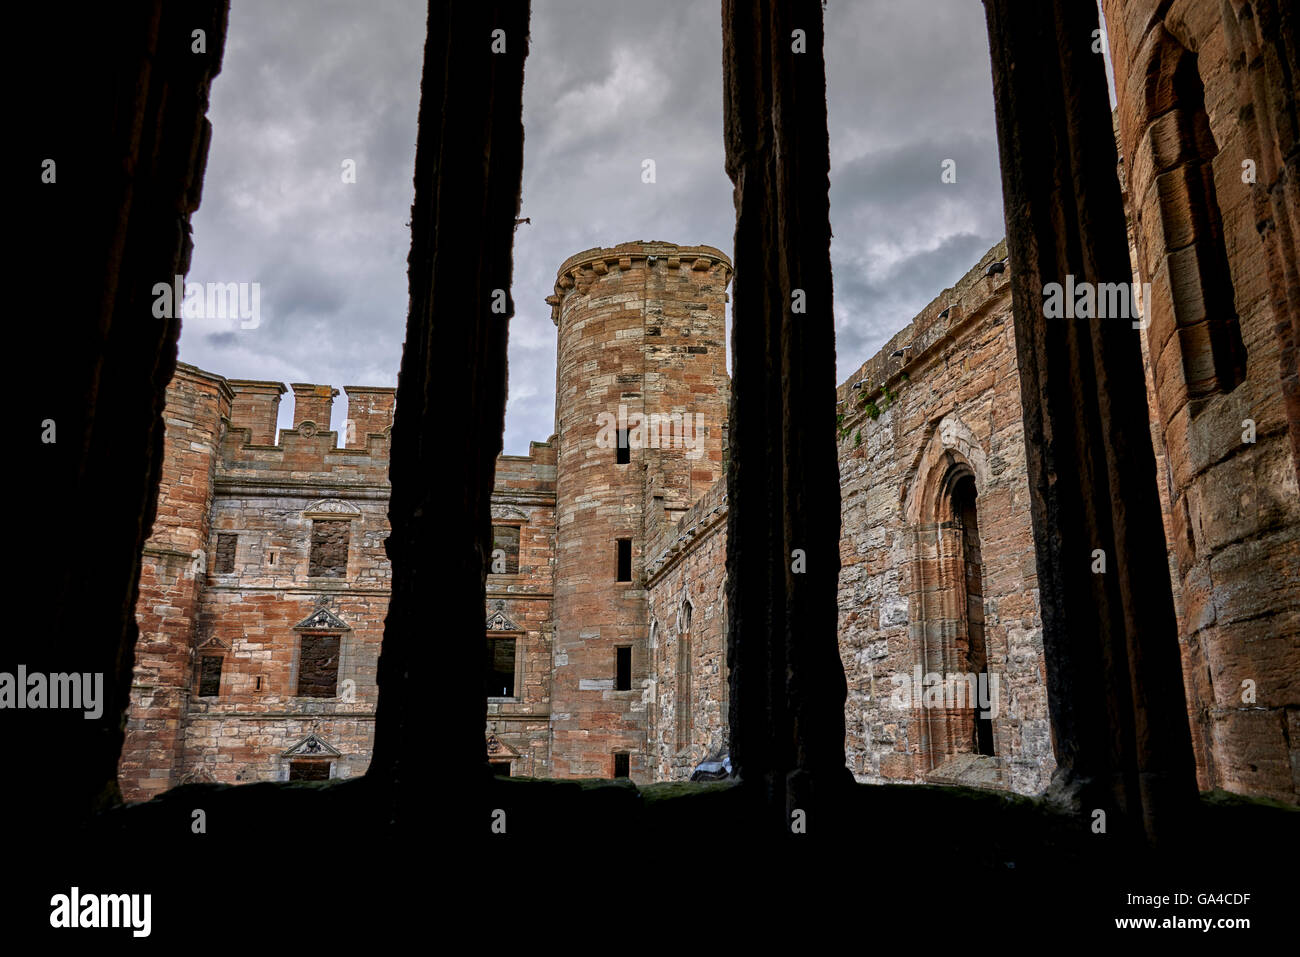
[282,732,341,758]
[195,635,232,653]
[294,606,352,632]
[486,733,520,759]
[486,610,521,632]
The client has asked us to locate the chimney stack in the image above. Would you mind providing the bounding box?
[290,383,339,432]
[342,386,397,449]
[227,380,287,446]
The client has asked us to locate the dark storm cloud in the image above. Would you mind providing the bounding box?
[181,0,1013,454]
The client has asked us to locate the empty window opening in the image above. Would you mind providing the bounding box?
[197,656,223,697]
[288,761,330,782]
[676,604,693,753]
[952,475,994,756]
[492,525,521,575]
[616,646,632,690]
[613,753,630,778]
[1141,30,1246,402]
[486,637,516,697]
[213,533,237,574]
[616,428,630,464]
[253,675,265,693]
[297,634,340,698]
[491,762,512,777]
[616,539,632,582]
[308,520,350,577]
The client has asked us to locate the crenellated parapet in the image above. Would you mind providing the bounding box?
[214,374,396,486]
[545,241,732,325]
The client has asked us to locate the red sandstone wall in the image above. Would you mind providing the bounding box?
[1104,0,1300,802]
[120,365,231,801]
[486,441,558,777]
[547,242,731,781]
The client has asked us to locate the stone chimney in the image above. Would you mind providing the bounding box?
[227,380,287,446]
[342,386,397,449]
[290,383,339,432]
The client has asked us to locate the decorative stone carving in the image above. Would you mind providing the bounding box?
[282,732,340,758]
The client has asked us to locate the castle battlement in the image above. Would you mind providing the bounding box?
[546,241,732,325]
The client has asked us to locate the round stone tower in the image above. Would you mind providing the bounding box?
[545,241,732,780]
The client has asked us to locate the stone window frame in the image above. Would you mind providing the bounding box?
[905,432,1003,777]
[485,629,524,702]
[675,600,694,757]
[302,500,362,581]
[195,653,225,698]
[287,759,333,782]
[294,632,343,699]
[1131,24,1247,419]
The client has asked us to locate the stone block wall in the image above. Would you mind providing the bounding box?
[645,479,730,779]
[834,242,1055,796]
[119,364,232,802]
[486,441,558,777]
[546,242,731,782]
[1104,0,1300,802]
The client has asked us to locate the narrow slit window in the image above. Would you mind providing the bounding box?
[616,428,630,464]
[616,539,632,582]
[616,646,631,691]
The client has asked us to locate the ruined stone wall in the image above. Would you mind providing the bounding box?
[834,242,1055,796]
[546,242,731,781]
[644,479,730,779]
[1104,0,1300,802]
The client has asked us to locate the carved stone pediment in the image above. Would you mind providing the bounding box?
[303,499,362,519]
[283,732,340,758]
[486,610,522,632]
[294,605,352,632]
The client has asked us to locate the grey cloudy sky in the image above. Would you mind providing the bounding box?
[181,1,1115,454]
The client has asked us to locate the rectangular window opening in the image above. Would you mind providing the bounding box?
[198,655,223,697]
[486,637,517,697]
[616,428,630,464]
[308,520,350,577]
[616,538,632,582]
[616,646,632,691]
[288,761,330,782]
[613,753,630,778]
[297,634,341,697]
[491,525,521,575]
[214,533,237,575]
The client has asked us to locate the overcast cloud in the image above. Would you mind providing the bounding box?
[181,1,1039,454]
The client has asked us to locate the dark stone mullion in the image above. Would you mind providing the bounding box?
[723,0,850,829]
[373,1,529,827]
[983,0,1196,845]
